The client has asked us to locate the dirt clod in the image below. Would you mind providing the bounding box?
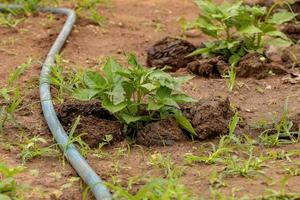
[187,56,229,78]
[56,101,124,148]
[136,118,187,146]
[182,96,234,140]
[236,53,288,79]
[147,37,197,71]
[281,45,300,68]
[282,23,300,42]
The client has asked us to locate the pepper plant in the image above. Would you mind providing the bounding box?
[74,54,196,136]
[189,0,297,64]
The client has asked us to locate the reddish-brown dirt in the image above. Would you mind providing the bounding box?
[1,0,300,199]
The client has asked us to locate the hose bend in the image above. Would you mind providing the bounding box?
[0,4,112,200]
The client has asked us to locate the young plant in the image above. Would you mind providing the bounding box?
[17,135,58,164]
[74,0,109,26]
[189,0,296,63]
[259,99,299,147]
[223,148,266,178]
[0,58,32,133]
[0,161,24,199]
[74,54,196,136]
[184,136,232,165]
[107,178,195,200]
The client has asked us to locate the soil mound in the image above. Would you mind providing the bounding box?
[56,101,124,148]
[236,53,288,79]
[187,56,229,78]
[147,37,197,71]
[182,96,235,140]
[136,118,187,146]
[282,24,300,42]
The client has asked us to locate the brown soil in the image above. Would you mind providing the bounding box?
[187,56,229,78]
[282,45,300,68]
[147,37,197,71]
[1,0,300,199]
[182,96,235,140]
[282,23,300,42]
[57,101,124,148]
[136,118,188,146]
[236,53,288,79]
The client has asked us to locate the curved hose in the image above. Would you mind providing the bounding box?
[0,4,112,200]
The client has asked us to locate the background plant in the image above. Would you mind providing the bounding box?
[189,0,297,64]
[74,54,196,136]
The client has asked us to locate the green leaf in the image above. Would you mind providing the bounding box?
[73,89,98,100]
[267,38,292,48]
[172,94,197,103]
[266,31,289,40]
[268,11,297,24]
[111,81,125,105]
[175,112,196,136]
[238,25,262,34]
[162,98,180,108]
[120,113,142,124]
[147,100,163,111]
[103,57,122,78]
[127,53,139,67]
[83,71,106,89]
[102,98,127,113]
[0,194,11,200]
[141,83,157,91]
[156,86,172,98]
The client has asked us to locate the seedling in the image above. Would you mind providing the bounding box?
[74,54,196,136]
[0,58,32,133]
[0,161,24,199]
[259,99,300,146]
[17,135,58,164]
[184,136,233,165]
[223,148,266,178]
[148,153,185,179]
[107,177,195,200]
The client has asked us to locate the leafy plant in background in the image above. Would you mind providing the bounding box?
[189,0,297,64]
[74,54,196,136]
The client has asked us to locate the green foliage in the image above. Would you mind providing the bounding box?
[189,0,296,63]
[74,54,196,135]
[74,0,109,26]
[107,178,195,200]
[0,58,32,133]
[0,161,24,199]
[49,55,84,103]
[0,12,23,28]
[259,99,299,147]
[17,136,58,164]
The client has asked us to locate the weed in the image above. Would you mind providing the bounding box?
[74,0,109,26]
[223,148,266,178]
[209,169,227,189]
[49,55,84,103]
[184,136,232,165]
[0,13,23,28]
[0,161,24,199]
[148,153,185,179]
[17,135,58,164]
[107,177,195,200]
[262,176,300,199]
[64,116,91,159]
[223,64,237,92]
[259,99,299,146]
[74,54,196,136]
[0,59,32,133]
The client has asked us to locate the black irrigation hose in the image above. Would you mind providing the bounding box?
[0,4,112,200]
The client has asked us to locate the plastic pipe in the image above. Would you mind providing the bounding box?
[0,4,112,200]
